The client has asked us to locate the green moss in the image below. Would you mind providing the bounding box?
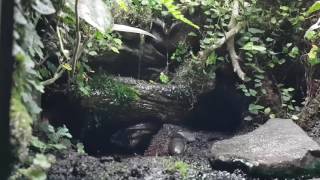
[10,91,33,162]
[166,160,190,180]
[86,74,139,106]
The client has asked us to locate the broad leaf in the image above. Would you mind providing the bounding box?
[112,24,159,40]
[161,0,199,29]
[307,1,320,15]
[241,42,267,53]
[305,19,320,38]
[33,154,51,169]
[62,63,72,71]
[160,72,170,84]
[32,0,56,15]
[308,45,320,66]
[67,0,113,33]
[248,28,264,34]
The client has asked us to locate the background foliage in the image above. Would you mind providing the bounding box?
[10,0,320,179]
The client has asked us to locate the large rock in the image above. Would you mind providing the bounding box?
[209,118,320,178]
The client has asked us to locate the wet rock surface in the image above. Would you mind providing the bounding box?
[209,118,320,178]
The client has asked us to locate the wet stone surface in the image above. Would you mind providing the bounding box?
[209,118,320,178]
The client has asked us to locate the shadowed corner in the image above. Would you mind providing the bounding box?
[0,0,15,178]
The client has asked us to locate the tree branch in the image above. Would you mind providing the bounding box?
[227,0,245,81]
[71,0,81,77]
[201,23,243,60]
[41,67,65,86]
[200,0,245,81]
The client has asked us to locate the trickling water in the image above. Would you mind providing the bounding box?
[138,34,145,79]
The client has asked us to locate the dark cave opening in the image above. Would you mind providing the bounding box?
[187,65,248,132]
[41,65,248,156]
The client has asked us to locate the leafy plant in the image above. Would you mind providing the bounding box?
[160,72,170,84]
[279,85,299,116]
[19,154,56,180]
[306,1,320,15]
[171,42,189,63]
[76,143,87,155]
[31,123,72,153]
[167,161,190,179]
[161,0,199,29]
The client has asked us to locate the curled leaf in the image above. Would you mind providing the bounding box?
[32,0,56,15]
[112,24,159,40]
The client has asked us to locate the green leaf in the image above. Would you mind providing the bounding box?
[31,137,47,152]
[116,0,129,12]
[161,0,199,29]
[249,104,264,111]
[66,0,113,33]
[77,143,86,154]
[288,46,300,58]
[88,51,98,56]
[160,72,170,84]
[280,6,289,11]
[33,154,51,169]
[308,45,320,66]
[20,168,47,180]
[113,38,122,45]
[248,28,264,34]
[206,52,217,65]
[110,47,120,54]
[21,92,42,114]
[48,143,67,150]
[56,125,72,139]
[14,8,27,25]
[264,107,271,114]
[249,89,257,96]
[241,42,266,53]
[269,114,276,118]
[305,30,317,41]
[32,0,56,15]
[307,1,320,15]
[62,63,72,71]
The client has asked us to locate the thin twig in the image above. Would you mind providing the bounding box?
[71,0,81,77]
[57,26,70,59]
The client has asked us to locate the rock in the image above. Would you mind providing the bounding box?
[177,130,196,142]
[110,122,161,152]
[144,124,229,157]
[209,118,320,178]
[168,136,186,155]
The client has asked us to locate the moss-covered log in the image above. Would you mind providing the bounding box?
[79,75,197,124]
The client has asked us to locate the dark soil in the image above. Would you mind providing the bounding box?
[48,124,250,180]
